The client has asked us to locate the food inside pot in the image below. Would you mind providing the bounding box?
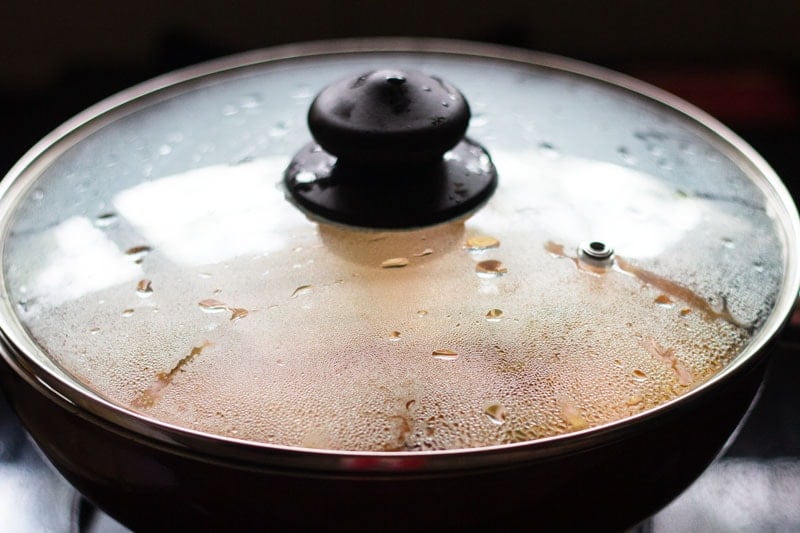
[7,149,774,452]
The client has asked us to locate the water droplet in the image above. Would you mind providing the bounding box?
[291,85,313,99]
[381,257,409,268]
[413,248,434,257]
[32,189,44,201]
[90,327,100,335]
[476,260,507,277]
[199,299,228,312]
[559,398,588,429]
[465,236,499,250]
[485,309,503,321]
[229,308,248,321]
[95,212,118,227]
[158,144,172,156]
[389,331,401,341]
[422,86,432,92]
[432,349,459,361]
[654,294,674,308]
[199,272,212,279]
[222,104,238,116]
[679,308,692,316]
[291,285,313,298]
[125,245,152,263]
[239,94,263,109]
[538,142,559,158]
[617,146,636,164]
[471,113,488,127]
[753,262,765,273]
[484,403,507,425]
[722,237,735,249]
[626,396,643,406]
[136,279,153,297]
[269,122,289,137]
[632,369,648,381]
[122,308,135,317]
[417,310,428,317]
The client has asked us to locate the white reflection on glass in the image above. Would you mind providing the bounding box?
[113,158,296,266]
[30,216,141,308]
[478,150,740,258]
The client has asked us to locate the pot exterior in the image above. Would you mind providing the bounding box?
[0,349,768,532]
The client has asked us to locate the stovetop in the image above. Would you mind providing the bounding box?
[1,339,798,532]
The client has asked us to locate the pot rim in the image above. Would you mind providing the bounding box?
[1,37,798,473]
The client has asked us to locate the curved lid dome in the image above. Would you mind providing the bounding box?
[0,42,795,452]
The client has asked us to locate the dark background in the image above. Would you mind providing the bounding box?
[2,0,800,186]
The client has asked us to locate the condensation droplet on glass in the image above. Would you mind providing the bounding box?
[167,132,184,143]
[471,114,488,128]
[199,272,212,279]
[136,279,153,297]
[753,262,764,273]
[485,308,503,321]
[417,310,428,317]
[484,403,507,425]
[626,396,643,406]
[654,294,674,308]
[269,122,289,137]
[90,327,100,335]
[722,237,735,249]
[222,104,238,116]
[432,349,459,361]
[125,245,152,263]
[199,299,228,312]
[121,308,134,317]
[538,142,559,158]
[632,369,648,381]
[389,331,401,341]
[617,146,636,165]
[239,94,263,109]
[95,212,118,227]
[229,308,248,321]
[680,308,692,316]
[291,285,312,298]
[158,144,172,156]
[465,235,499,251]
[291,85,313,99]
[476,260,507,277]
[32,189,44,202]
[413,248,433,257]
[381,257,409,268]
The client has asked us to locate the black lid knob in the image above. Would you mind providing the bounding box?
[283,69,497,230]
[308,69,470,167]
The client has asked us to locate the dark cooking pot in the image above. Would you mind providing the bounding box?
[0,39,797,532]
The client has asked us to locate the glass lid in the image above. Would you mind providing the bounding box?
[0,42,795,452]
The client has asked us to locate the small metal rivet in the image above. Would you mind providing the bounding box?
[578,240,614,263]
